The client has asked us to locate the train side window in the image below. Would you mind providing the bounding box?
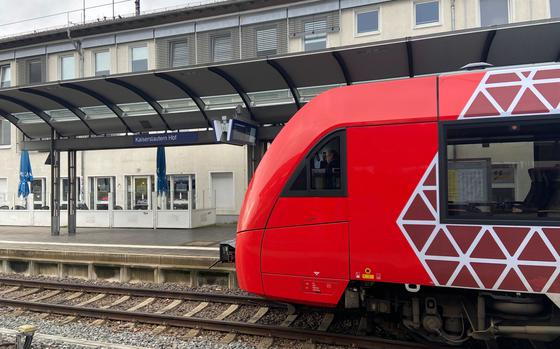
[440,117,560,224]
[284,130,346,196]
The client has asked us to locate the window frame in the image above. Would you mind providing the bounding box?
[354,6,381,37]
[282,129,347,197]
[438,115,560,227]
[0,177,7,206]
[27,58,43,84]
[31,177,46,208]
[551,0,560,18]
[59,54,76,80]
[0,64,11,88]
[169,40,190,68]
[303,18,328,52]
[255,25,279,57]
[211,33,233,63]
[130,45,149,73]
[478,0,511,27]
[0,119,11,148]
[94,50,111,77]
[413,0,441,29]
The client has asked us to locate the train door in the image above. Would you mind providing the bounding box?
[347,123,437,286]
[261,130,349,306]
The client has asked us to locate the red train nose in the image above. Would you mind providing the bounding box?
[235,229,265,296]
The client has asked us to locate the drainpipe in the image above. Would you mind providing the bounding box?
[451,0,456,31]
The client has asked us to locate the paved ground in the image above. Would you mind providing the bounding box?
[0,225,236,257]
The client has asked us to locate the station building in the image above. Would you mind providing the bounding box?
[0,0,558,227]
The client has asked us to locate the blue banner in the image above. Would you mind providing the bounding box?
[133,132,198,146]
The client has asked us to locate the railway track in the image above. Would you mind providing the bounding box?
[0,277,439,349]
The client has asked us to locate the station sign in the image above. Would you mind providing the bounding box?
[133,132,198,146]
[213,118,257,145]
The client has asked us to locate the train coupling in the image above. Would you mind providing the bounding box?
[219,239,236,263]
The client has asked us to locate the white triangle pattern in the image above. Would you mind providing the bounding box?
[397,65,560,294]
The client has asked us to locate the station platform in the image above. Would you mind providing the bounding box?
[0,225,237,287]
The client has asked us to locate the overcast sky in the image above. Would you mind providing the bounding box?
[0,0,201,38]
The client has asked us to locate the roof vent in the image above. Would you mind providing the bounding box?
[461,62,494,71]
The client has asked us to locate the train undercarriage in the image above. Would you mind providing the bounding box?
[341,282,560,348]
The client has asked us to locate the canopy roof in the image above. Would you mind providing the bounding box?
[2,18,560,140]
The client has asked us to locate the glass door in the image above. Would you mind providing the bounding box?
[133,176,150,210]
[92,177,114,210]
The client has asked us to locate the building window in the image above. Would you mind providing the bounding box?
[126,175,153,210]
[303,20,327,51]
[212,34,233,62]
[32,178,46,208]
[0,120,10,146]
[60,55,75,80]
[164,174,195,210]
[285,130,346,196]
[61,177,82,209]
[89,177,114,210]
[95,50,110,76]
[480,0,509,27]
[131,46,148,72]
[0,178,7,207]
[442,117,560,222]
[170,41,189,67]
[256,27,278,57]
[0,65,10,88]
[355,8,379,35]
[414,0,439,26]
[551,0,560,17]
[28,59,43,84]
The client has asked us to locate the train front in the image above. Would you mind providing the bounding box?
[223,88,344,298]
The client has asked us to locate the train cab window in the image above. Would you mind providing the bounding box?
[285,130,346,196]
[441,117,560,223]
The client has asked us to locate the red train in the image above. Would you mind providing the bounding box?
[235,63,560,345]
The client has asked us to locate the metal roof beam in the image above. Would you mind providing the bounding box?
[0,95,60,134]
[332,52,352,85]
[0,108,32,139]
[154,72,213,129]
[267,59,302,109]
[20,88,99,136]
[106,77,173,131]
[208,67,254,120]
[406,39,415,78]
[481,29,497,63]
[61,82,134,133]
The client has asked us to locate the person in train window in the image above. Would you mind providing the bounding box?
[324,149,340,189]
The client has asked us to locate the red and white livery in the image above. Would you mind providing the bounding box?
[235,63,560,344]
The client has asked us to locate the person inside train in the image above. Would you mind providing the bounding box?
[324,149,340,189]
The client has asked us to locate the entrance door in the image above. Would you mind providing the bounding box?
[127,176,151,210]
[134,177,149,210]
[211,172,234,212]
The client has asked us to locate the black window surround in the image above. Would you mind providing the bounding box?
[282,129,347,197]
[438,115,560,227]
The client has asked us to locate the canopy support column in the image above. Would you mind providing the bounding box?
[247,140,266,181]
[68,150,77,236]
[50,130,60,236]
